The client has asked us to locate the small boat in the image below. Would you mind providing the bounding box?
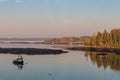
[13,56,24,65]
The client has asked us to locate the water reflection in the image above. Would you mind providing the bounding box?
[13,62,24,70]
[85,52,120,71]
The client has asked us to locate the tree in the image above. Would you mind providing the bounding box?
[102,30,108,47]
[96,32,102,46]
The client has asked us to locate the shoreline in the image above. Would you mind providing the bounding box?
[66,47,120,54]
[0,48,68,55]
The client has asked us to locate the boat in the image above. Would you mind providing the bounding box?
[13,56,24,65]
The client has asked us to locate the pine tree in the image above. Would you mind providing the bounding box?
[96,32,102,46]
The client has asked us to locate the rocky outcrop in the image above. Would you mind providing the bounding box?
[0,48,68,55]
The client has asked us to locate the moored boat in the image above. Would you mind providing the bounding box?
[13,56,24,65]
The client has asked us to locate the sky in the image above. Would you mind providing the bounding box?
[0,0,120,38]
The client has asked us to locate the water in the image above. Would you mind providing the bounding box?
[0,43,120,80]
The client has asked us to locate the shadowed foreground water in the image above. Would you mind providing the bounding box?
[0,51,120,80]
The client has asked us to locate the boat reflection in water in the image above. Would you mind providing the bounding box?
[85,52,120,71]
[13,55,24,70]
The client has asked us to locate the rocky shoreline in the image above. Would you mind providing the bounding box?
[66,47,120,54]
[0,48,68,55]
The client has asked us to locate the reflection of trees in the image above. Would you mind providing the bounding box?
[85,52,120,71]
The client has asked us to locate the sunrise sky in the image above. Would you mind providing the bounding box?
[0,0,120,38]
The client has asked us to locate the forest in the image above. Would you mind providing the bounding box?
[86,28,120,48]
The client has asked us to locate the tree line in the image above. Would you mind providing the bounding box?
[87,28,120,48]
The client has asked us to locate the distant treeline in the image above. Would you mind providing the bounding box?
[46,36,91,44]
[86,28,120,48]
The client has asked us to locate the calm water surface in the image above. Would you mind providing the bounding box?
[0,44,120,80]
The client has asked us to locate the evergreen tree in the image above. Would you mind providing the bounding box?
[96,32,102,46]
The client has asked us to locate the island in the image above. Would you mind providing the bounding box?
[0,48,68,55]
[46,28,120,54]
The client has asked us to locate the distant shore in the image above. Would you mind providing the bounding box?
[66,47,120,54]
[0,48,68,55]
